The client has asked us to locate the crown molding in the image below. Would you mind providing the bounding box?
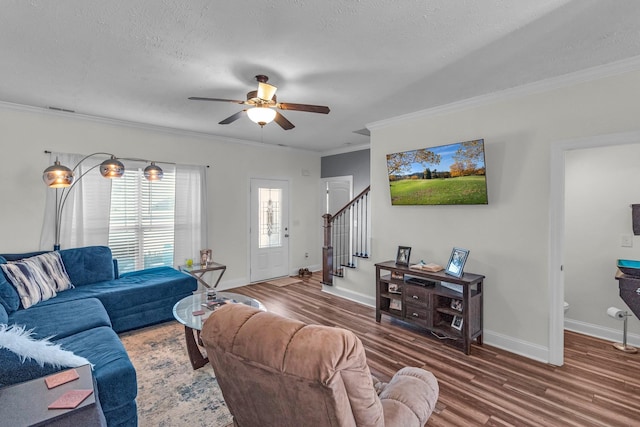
[0,100,318,154]
[367,54,640,131]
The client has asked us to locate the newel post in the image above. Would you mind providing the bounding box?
[322,213,333,286]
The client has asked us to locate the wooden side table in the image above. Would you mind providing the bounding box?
[179,262,226,289]
[0,364,106,426]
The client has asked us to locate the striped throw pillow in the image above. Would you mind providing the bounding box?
[0,252,72,309]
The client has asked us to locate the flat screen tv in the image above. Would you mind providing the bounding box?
[386,139,488,205]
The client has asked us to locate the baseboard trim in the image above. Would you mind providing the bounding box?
[321,284,375,308]
[482,329,550,364]
[564,318,640,347]
[214,277,249,292]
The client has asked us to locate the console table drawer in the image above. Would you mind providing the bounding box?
[404,286,430,306]
[404,302,430,328]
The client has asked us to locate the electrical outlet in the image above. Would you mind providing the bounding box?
[621,234,634,248]
[305,252,309,258]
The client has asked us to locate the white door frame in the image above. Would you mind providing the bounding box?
[549,130,640,366]
[249,177,290,283]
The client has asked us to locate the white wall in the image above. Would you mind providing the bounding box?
[0,105,321,288]
[565,144,640,341]
[363,68,640,362]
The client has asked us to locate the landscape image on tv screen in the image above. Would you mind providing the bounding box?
[386,139,488,205]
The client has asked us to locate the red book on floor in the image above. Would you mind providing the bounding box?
[48,389,93,410]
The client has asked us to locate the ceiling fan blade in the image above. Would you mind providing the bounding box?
[277,102,330,114]
[257,82,277,101]
[219,110,246,125]
[274,111,295,130]
[189,97,246,104]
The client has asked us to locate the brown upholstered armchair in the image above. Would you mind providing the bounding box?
[201,303,439,427]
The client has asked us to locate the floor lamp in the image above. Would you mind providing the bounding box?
[42,152,164,251]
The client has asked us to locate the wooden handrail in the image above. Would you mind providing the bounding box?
[331,185,370,219]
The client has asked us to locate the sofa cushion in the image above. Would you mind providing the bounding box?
[59,246,114,287]
[54,326,137,414]
[0,324,90,387]
[8,298,112,340]
[31,266,197,332]
[0,304,7,325]
[0,256,22,314]
[1,256,61,309]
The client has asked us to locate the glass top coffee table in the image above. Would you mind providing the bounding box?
[173,291,265,369]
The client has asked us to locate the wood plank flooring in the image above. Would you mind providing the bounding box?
[231,273,640,426]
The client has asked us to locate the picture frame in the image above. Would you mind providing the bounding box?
[389,299,402,311]
[450,299,462,311]
[388,283,401,294]
[451,315,463,331]
[395,246,411,266]
[445,247,469,278]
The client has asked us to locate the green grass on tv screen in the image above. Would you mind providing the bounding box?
[389,175,488,205]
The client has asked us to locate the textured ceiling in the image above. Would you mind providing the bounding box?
[2,0,640,152]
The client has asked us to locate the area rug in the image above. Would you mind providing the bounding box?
[266,276,302,287]
[119,321,233,427]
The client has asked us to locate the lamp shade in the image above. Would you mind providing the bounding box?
[43,159,74,188]
[144,162,164,181]
[246,107,277,126]
[99,156,125,178]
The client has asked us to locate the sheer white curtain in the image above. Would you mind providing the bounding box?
[40,152,112,250]
[174,164,208,265]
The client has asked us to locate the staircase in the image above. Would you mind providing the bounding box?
[322,186,370,286]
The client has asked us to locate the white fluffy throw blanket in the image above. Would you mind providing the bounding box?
[0,324,91,368]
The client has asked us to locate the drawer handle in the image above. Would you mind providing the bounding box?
[412,295,419,300]
[636,288,640,295]
[412,312,419,317]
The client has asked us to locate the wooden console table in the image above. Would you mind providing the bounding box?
[375,260,484,354]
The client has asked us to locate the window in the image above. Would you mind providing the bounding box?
[258,187,282,248]
[108,165,176,273]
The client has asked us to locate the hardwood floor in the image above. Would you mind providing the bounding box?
[231,273,640,426]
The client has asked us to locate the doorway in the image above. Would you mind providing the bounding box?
[250,178,290,282]
[549,130,640,365]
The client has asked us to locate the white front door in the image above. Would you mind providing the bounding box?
[250,178,289,282]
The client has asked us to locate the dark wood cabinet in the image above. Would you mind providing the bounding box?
[375,260,484,354]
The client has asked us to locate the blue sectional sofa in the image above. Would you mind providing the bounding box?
[0,246,198,426]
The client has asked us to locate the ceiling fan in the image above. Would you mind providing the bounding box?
[189,75,330,130]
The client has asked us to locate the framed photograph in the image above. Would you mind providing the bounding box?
[451,315,463,331]
[445,247,469,278]
[391,271,404,280]
[388,283,401,294]
[390,299,402,311]
[395,246,411,266]
[450,299,462,311]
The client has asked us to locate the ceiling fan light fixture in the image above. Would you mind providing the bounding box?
[247,107,276,127]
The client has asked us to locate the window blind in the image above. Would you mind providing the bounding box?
[108,164,176,273]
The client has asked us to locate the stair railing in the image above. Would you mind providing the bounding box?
[322,185,370,286]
